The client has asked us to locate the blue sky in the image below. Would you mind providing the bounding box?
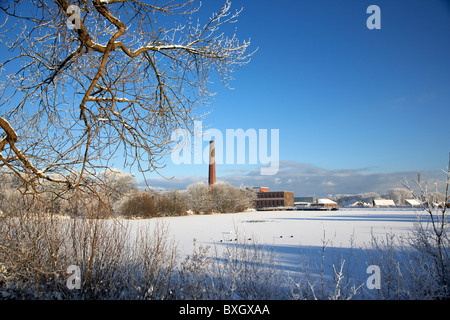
[143,0,450,196]
[1,0,448,197]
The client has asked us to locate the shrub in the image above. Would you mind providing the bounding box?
[118,192,158,218]
[211,182,256,213]
[155,190,188,217]
[185,182,212,214]
[185,181,256,214]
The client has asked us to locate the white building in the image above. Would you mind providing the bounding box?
[373,199,396,207]
[405,199,422,207]
[312,198,339,209]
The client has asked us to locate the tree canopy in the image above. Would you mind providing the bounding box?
[0,0,252,199]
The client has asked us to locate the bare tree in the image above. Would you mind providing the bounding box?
[0,0,252,200]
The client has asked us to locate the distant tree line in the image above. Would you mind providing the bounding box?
[331,188,446,206]
[118,181,256,218]
[330,192,381,206]
[0,168,256,218]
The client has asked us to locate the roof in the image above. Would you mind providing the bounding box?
[317,198,337,204]
[373,199,396,206]
[405,199,421,206]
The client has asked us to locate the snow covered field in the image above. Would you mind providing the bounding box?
[2,207,441,300]
[126,208,427,278]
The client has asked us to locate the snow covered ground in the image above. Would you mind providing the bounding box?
[0,207,434,299]
[125,208,427,278]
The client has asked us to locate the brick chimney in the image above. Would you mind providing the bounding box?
[208,140,216,188]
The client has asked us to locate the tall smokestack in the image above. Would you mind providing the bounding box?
[208,140,216,188]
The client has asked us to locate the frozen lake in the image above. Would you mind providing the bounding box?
[124,208,429,277]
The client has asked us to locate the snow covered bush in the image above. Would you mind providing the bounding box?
[405,212,450,299]
[0,207,71,298]
[0,206,175,299]
[211,182,256,213]
[185,181,256,214]
[0,169,39,216]
[95,169,137,204]
[131,221,178,299]
[185,182,213,214]
[401,165,450,299]
[211,235,285,299]
[172,234,287,300]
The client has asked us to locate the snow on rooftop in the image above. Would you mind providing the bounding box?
[373,199,396,206]
[317,198,337,204]
[405,199,421,206]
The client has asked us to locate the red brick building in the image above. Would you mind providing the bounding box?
[255,190,295,209]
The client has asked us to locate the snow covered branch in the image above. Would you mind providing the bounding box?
[0,0,253,198]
